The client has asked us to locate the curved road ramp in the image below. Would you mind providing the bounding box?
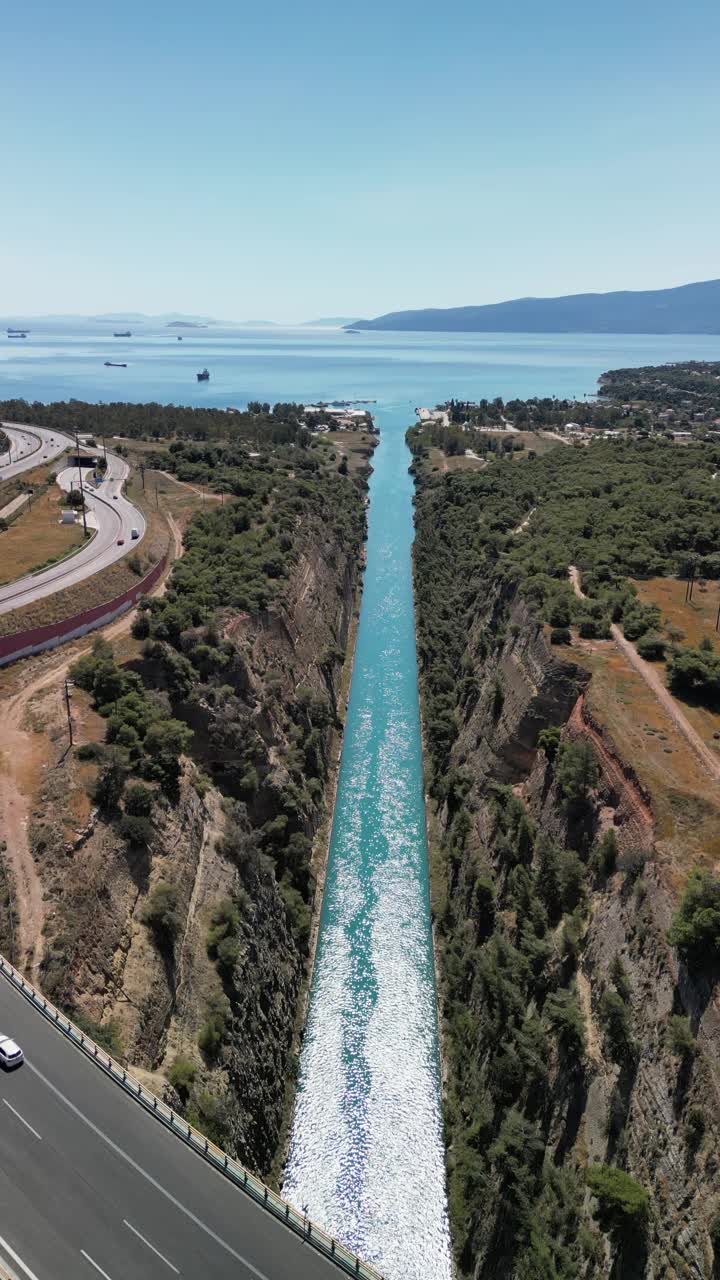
[0,425,146,618]
[0,957,382,1280]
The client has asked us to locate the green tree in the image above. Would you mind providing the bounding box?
[168,1055,196,1099]
[555,740,598,813]
[93,751,127,812]
[142,881,180,950]
[667,868,720,968]
[585,1165,649,1221]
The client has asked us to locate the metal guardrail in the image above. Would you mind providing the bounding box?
[0,955,383,1280]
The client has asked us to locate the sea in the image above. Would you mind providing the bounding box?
[4,324,719,1279]
[1,323,719,412]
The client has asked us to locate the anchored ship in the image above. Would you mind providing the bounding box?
[196,368,210,382]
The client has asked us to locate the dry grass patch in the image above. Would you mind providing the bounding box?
[634,576,720,652]
[320,430,377,478]
[631,576,720,772]
[426,447,487,474]
[478,429,560,457]
[0,458,68,509]
[0,488,85,584]
[550,632,720,887]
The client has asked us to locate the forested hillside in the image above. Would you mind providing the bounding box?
[410,429,720,1277]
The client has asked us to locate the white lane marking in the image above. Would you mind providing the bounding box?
[0,1229,43,1280]
[2,1099,42,1141]
[27,1062,271,1280]
[123,1221,179,1274]
[81,1252,114,1280]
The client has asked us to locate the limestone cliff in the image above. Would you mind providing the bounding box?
[31,493,364,1178]
[418,570,720,1276]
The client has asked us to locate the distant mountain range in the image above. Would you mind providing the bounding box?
[301,317,364,327]
[349,279,720,335]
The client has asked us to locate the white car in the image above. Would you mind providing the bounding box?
[0,1036,24,1069]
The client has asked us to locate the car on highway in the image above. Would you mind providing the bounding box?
[113,494,118,499]
[117,537,125,545]
[0,1035,24,1069]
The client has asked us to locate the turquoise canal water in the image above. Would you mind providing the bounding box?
[4,326,720,1278]
[282,403,453,1278]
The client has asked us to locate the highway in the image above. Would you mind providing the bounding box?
[0,424,146,616]
[0,425,71,479]
[0,974,344,1280]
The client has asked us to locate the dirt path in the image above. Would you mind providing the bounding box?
[568,565,720,785]
[568,693,655,841]
[513,506,535,535]
[158,471,222,503]
[0,513,183,975]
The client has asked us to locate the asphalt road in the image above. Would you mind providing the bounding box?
[0,976,343,1280]
[0,425,71,478]
[0,425,146,616]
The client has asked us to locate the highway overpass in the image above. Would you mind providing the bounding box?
[0,963,379,1280]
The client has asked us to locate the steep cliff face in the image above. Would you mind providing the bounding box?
[418,571,720,1276]
[32,493,364,1178]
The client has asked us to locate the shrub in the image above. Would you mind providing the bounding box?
[593,828,618,876]
[142,881,180,949]
[72,1012,124,1058]
[667,645,720,704]
[76,741,103,761]
[93,752,127,812]
[585,1164,649,1221]
[168,1055,196,1098]
[599,990,635,1063]
[667,868,720,968]
[550,626,571,645]
[198,994,231,1057]
[131,610,151,639]
[668,1014,695,1059]
[636,631,666,661]
[610,955,632,1002]
[206,899,241,974]
[537,725,561,763]
[119,813,153,847]
[124,783,155,817]
[280,879,311,950]
[686,1105,705,1148]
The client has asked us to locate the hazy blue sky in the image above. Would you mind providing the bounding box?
[2,0,719,320]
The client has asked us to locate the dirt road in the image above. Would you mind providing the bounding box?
[568,565,720,785]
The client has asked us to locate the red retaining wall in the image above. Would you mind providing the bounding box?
[0,556,167,666]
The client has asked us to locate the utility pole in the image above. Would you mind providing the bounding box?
[74,430,88,535]
[102,436,108,465]
[63,680,74,748]
[140,462,146,491]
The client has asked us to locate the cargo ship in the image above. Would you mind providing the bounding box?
[113,330,132,338]
[196,368,210,382]
[7,330,28,338]
[104,361,127,368]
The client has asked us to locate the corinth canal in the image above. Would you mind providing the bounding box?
[284,405,453,1280]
